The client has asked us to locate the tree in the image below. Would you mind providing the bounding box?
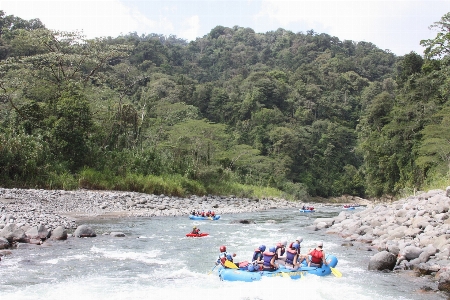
[421,12,450,59]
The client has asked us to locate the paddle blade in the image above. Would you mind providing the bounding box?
[224,260,239,269]
[330,267,342,278]
[207,265,217,275]
[281,272,290,278]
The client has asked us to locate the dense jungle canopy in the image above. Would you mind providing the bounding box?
[1,10,449,199]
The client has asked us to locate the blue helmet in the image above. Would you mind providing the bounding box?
[259,245,266,252]
[269,246,276,253]
[292,242,300,250]
[247,264,255,272]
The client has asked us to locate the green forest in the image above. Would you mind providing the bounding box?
[1,10,449,200]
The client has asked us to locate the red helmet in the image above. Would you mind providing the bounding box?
[220,245,226,252]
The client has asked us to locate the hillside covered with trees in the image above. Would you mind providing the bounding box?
[0,10,449,200]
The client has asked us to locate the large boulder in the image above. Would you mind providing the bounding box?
[0,237,9,249]
[50,226,68,240]
[368,251,397,271]
[25,224,49,240]
[437,267,450,293]
[0,223,28,243]
[402,245,423,260]
[73,225,96,238]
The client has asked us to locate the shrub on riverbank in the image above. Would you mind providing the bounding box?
[75,168,289,199]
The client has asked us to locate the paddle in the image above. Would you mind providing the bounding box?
[207,264,218,275]
[224,260,239,269]
[281,272,290,278]
[330,266,342,278]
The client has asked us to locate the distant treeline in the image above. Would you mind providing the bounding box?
[0,10,449,199]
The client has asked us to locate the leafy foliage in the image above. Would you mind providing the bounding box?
[1,10,450,199]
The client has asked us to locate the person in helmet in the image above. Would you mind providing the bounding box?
[308,242,329,267]
[216,245,237,267]
[262,246,279,271]
[191,226,200,235]
[293,236,310,266]
[285,243,300,270]
[288,236,303,249]
[252,245,266,267]
[275,240,287,265]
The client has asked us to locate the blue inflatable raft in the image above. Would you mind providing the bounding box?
[218,255,338,282]
[299,209,315,213]
[342,206,355,210]
[189,215,220,220]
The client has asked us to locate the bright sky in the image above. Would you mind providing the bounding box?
[1,0,449,56]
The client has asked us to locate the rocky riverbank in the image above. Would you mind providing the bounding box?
[310,186,450,294]
[0,187,307,253]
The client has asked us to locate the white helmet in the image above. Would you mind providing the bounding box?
[281,240,287,247]
[296,236,303,243]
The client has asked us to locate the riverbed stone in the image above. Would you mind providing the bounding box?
[0,223,28,243]
[50,226,68,240]
[0,237,9,249]
[368,250,397,271]
[110,232,125,237]
[74,225,96,238]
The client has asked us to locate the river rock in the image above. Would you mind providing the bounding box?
[368,250,397,271]
[50,226,68,240]
[402,245,423,260]
[110,232,125,237]
[230,219,255,224]
[0,223,28,243]
[0,237,9,249]
[74,225,96,238]
[437,266,450,293]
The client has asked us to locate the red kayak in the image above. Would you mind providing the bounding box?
[186,233,209,237]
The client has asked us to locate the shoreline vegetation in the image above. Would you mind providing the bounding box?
[2,11,450,204]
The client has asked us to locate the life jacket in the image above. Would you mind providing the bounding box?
[252,249,262,261]
[310,249,323,264]
[192,229,200,234]
[217,252,228,265]
[263,251,276,268]
[211,211,215,216]
[285,248,297,265]
[276,243,285,256]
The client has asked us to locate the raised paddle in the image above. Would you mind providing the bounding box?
[330,266,342,278]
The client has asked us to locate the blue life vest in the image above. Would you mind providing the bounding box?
[285,249,297,265]
[252,249,262,261]
[263,251,276,268]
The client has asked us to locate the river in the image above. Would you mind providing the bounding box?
[0,207,446,299]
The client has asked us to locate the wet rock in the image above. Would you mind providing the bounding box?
[368,251,396,271]
[0,223,28,243]
[437,268,450,293]
[231,219,255,224]
[110,232,125,237]
[50,226,68,240]
[0,237,9,249]
[74,224,96,238]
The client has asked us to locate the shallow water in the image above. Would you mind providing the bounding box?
[0,207,446,300]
